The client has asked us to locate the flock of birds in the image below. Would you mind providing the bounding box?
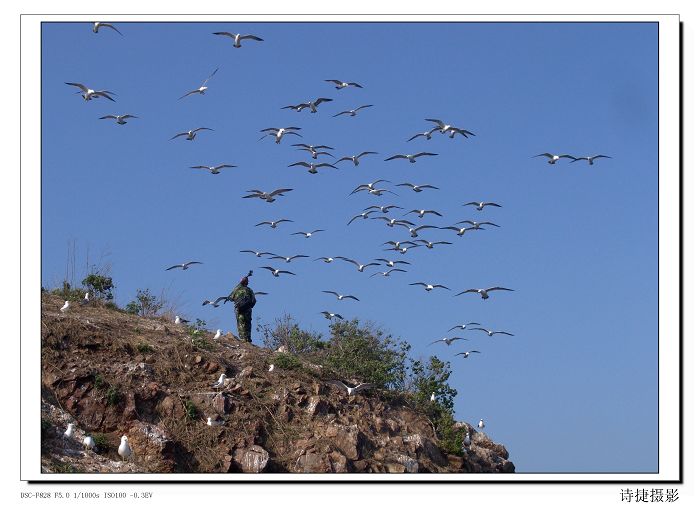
[55,22,613,458]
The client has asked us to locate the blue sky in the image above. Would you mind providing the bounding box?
[41,22,659,473]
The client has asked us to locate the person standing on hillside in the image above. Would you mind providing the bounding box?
[229,272,256,342]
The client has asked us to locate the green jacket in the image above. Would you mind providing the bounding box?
[229,284,256,312]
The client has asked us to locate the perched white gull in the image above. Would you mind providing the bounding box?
[213,329,222,340]
[63,423,75,440]
[396,183,440,193]
[100,114,138,125]
[570,155,612,165]
[288,161,337,174]
[463,431,471,448]
[178,67,219,100]
[404,209,443,218]
[370,268,407,278]
[335,152,378,167]
[83,435,96,450]
[464,201,502,211]
[241,250,275,258]
[207,416,225,427]
[454,350,481,359]
[118,435,132,460]
[292,143,335,159]
[174,315,190,324]
[60,301,70,313]
[385,152,438,164]
[170,127,213,141]
[430,392,436,402]
[81,292,90,305]
[533,153,576,164]
[166,261,203,271]
[325,79,363,89]
[478,419,485,429]
[65,82,116,102]
[255,219,293,229]
[336,257,381,272]
[430,337,469,346]
[291,230,324,239]
[327,380,373,396]
[282,97,333,113]
[407,128,440,142]
[259,127,302,144]
[190,163,236,175]
[268,364,275,372]
[469,327,514,337]
[212,373,227,388]
[260,266,296,277]
[410,282,450,292]
[92,22,123,35]
[321,311,344,320]
[268,254,309,263]
[455,287,514,299]
[242,188,293,203]
[448,323,481,332]
[333,105,373,117]
[212,32,263,48]
[323,290,360,301]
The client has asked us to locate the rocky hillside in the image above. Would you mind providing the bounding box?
[40,293,515,474]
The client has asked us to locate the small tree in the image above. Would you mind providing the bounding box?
[258,314,325,354]
[125,288,163,317]
[82,270,114,301]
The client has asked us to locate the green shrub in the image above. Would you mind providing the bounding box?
[50,281,87,301]
[188,320,212,350]
[136,341,154,353]
[93,373,105,390]
[82,271,114,301]
[106,385,122,406]
[259,314,326,354]
[104,301,121,312]
[126,288,163,317]
[92,432,109,452]
[184,400,198,421]
[52,460,81,473]
[271,352,303,370]
[125,301,139,315]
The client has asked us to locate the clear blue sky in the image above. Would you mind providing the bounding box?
[41,22,659,473]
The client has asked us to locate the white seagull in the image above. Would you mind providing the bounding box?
[396,183,440,193]
[83,435,96,450]
[336,257,381,272]
[255,219,293,229]
[240,250,275,258]
[190,163,236,175]
[407,128,440,142]
[292,143,335,159]
[570,155,612,165]
[424,118,457,133]
[174,315,190,324]
[463,201,502,211]
[404,209,443,218]
[430,392,436,402]
[448,323,481,332]
[213,329,222,340]
[315,257,335,263]
[350,180,392,195]
[469,327,514,337]
[92,22,123,35]
[370,268,407,278]
[291,230,324,238]
[212,373,227,388]
[455,287,514,299]
[347,211,376,225]
[364,204,403,214]
[288,161,337,174]
[321,311,344,320]
[374,258,411,268]
[385,152,438,163]
[533,153,576,164]
[166,261,203,271]
[410,282,450,292]
[333,105,373,117]
[178,67,219,100]
[323,290,360,301]
[325,79,363,89]
[372,216,414,228]
[242,188,293,203]
[282,97,333,113]
[170,127,213,141]
[268,254,309,264]
[260,266,296,277]
[207,416,225,426]
[202,297,228,308]
[118,435,132,460]
[478,419,485,429]
[413,239,452,249]
[259,127,302,144]
[60,300,70,313]
[212,32,264,48]
[65,82,116,102]
[399,224,439,238]
[456,220,501,230]
[430,337,469,346]
[335,152,379,167]
[440,226,472,237]
[454,350,482,358]
[99,114,138,125]
[63,423,75,440]
[327,380,373,396]
[81,292,90,305]
[268,364,275,372]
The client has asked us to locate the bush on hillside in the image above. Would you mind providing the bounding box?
[258,314,326,354]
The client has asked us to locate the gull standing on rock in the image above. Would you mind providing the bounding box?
[212,373,227,388]
[60,301,70,313]
[81,292,90,305]
[118,435,132,461]
[63,423,75,441]
[174,315,190,324]
[478,419,485,430]
[178,67,219,100]
[213,329,222,340]
[83,435,96,451]
[212,31,264,47]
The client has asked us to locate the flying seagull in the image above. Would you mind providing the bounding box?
[365,204,403,214]
[288,161,337,174]
[448,323,481,332]
[456,220,501,230]
[282,97,333,113]
[212,32,264,47]
[291,229,324,238]
[325,79,363,90]
[259,127,302,144]
[404,209,443,218]
[533,153,576,164]
[315,257,335,263]
[333,105,373,117]
[323,290,360,301]
[455,287,514,299]
[350,180,392,195]
[385,152,438,163]
[407,128,440,142]
[446,127,476,138]
[410,282,450,292]
[372,216,414,228]
[327,380,373,396]
[430,337,469,346]
[292,143,335,159]
[399,224,439,238]
[178,67,219,100]
[242,188,293,203]
[99,114,137,125]
[413,239,452,249]
[170,127,213,141]
[190,163,236,174]
[268,254,309,263]
[118,436,132,461]
[454,351,481,358]
[370,268,407,277]
[166,261,203,271]
[202,297,229,308]
[260,266,296,277]
[255,219,293,229]
[335,151,379,167]
[463,201,502,211]
[347,211,376,225]
[440,225,473,237]
[336,257,381,272]
[425,119,474,136]
[396,183,440,193]
[240,250,275,258]
[321,311,344,320]
[374,258,411,268]
[469,327,515,337]
[65,82,116,102]
[92,22,123,35]
[570,155,612,165]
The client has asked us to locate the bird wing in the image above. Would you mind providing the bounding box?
[165,265,182,270]
[323,290,341,298]
[260,266,277,272]
[289,161,311,168]
[345,295,360,301]
[419,184,439,190]
[415,152,438,158]
[558,154,576,160]
[389,268,406,273]
[202,67,219,86]
[184,261,203,267]
[348,82,363,88]
[534,153,554,158]
[333,111,351,117]
[495,331,514,336]
[356,105,373,111]
[592,155,612,160]
[425,118,446,128]
[440,226,461,232]
[93,91,116,101]
[326,380,350,391]
[279,270,296,275]
[311,229,325,234]
[213,296,230,305]
[410,282,428,287]
[358,151,378,158]
[469,327,489,333]
[414,225,437,232]
[193,127,213,133]
[354,383,373,392]
[99,115,118,120]
[213,31,236,38]
[434,285,450,290]
[270,188,293,196]
[325,79,343,85]
[65,82,89,92]
[407,133,423,142]
[316,163,337,169]
[455,289,479,296]
[384,155,406,161]
[486,287,514,292]
[178,89,199,100]
[101,23,123,35]
[239,34,264,41]
[463,202,479,207]
[313,97,333,106]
